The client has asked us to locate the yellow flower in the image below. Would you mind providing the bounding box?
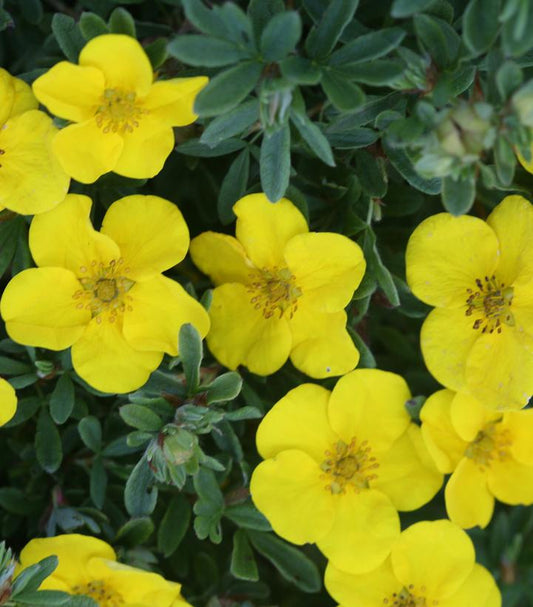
[190,193,366,378]
[32,34,208,183]
[18,534,191,607]
[0,378,17,426]
[406,195,533,409]
[250,369,442,574]
[0,194,209,393]
[325,519,501,607]
[0,68,70,214]
[421,389,533,529]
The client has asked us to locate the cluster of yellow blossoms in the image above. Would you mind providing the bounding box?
[3,28,532,607]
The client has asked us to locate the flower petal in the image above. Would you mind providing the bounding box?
[71,317,162,393]
[487,457,533,504]
[406,213,499,308]
[0,110,70,214]
[143,77,208,126]
[123,275,209,356]
[190,232,252,286]
[505,410,533,465]
[318,489,400,574]
[207,283,292,375]
[250,449,335,545]
[1,268,90,350]
[234,194,308,268]
[0,68,15,125]
[10,76,38,118]
[29,194,120,275]
[32,62,105,123]
[0,379,16,426]
[373,425,443,511]
[325,558,400,607]
[391,520,475,599]
[79,34,153,97]
[449,391,493,442]
[465,329,533,409]
[487,195,533,287]
[439,564,501,607]
[113,115,174,179]
[445,457,494,529]
[101,194,189,280]
[420,389,468,473]
[18,534,115,589]
[255,383,336,461]
[52,119,123,184]
[288,307,359,379]
[328,369,411,451]
[284,232,366,312]
[421,307,480,392]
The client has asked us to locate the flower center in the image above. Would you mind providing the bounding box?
[72,580,124,607]
[247,267,302,319]
[320,438,379,494]
[465,275,514,334]
[95,88,148,134]
[464,419,511,470]
[383,586,432,606]
[0,148,4,167]
[73,258,134,323]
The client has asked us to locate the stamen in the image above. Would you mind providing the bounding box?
[383,586,431,606]
[72,580,124,607]
[321,438,379,494]
[464,274,514,334]
[95,88,148,134]
[247,266,302,319]
[464,419,512,471]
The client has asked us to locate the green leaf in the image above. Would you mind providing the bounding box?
[502,0,533,57]
[200,100,259,147]
[115,516,154,546]
[218,148,250,224]
[305,0,359,59]
[279,56,322,84]
[35,409,62,474]
[463,0,500,55]
[496,61,523,100]
[124,456,158,517]
[0,217,24,279]
[90,456,107,509]
[260,11,301,62]
[108,7,136,37]
[248,531,321,593]
[391,0,434,18]
[78,416,102,452]
[325,126,378,149]
[193,468,224,543]
[224,502,272,531]
[79,12,109,40]
[494,137,516,186]
[168,35,251,67]
[362,228,400,307]
[158,496,191,557]
[340,60,405,86]
[0,355,31,375]
[179,323,203,392]
[329,27,406,66]
[441,172,476,215]
[194,62,263,117]
[260,124,291,202]
[176,138,246,157]
[356,151,387,197]
[350,329,377,368]
[11,556,58,595]
[322,71,365,110]
[119,404,163,432]
[145,38,168,69]
[51,14,85,62]
[248,0,285,37]
[231,530,259,581]
[224,406,262,421]
[207,372,243,404]
[14,590,70,605]
[18,0,43,25]
[382,138,442,195]
[4,396,41,428]
[0,488,33,514]
[290,110,335,167]
[49,373,75,425]
[413,14,460,68]
[181,0,231,38]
